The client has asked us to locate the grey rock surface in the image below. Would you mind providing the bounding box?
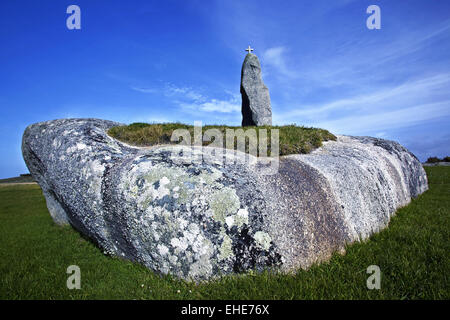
[241,53,272,126]
[22,118,428,280]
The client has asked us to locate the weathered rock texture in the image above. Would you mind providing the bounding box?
[22,119,428,280]
[241,53,272,126]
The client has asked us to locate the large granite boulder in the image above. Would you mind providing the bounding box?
[22,119,428,280]
[241,53,272,126]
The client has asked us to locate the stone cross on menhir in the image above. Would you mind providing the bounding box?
[245,45,254,54]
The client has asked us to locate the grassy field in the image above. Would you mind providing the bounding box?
[0,166,448,300]
[108,122,336,155]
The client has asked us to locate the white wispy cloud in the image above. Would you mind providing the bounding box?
[179,89,240,114]
[131,84,205,101]
[274,73,450,134]
[181,99,240,114]
[313,101,450,135]
[258,20,450,90]
[164,85,206,102]
[262,46,298,79]
[131,82,240,114]
[130,86,157,93]
[280,73,450,119]
[371,19,450,67]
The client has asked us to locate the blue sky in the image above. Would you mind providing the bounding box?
[1,0,449,178]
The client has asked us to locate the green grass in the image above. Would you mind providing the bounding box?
[0,167,449,299]
[107,123,337,156]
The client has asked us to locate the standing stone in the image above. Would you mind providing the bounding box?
[241,53,272,126]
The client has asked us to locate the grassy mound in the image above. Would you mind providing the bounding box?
[0,174,35,184]
[0,166,448,299]
[107,123,337,156]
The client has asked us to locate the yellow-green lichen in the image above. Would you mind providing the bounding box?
[218,232,233,261]
[198,168,223,185]
[208,187,240,222]
[254,231,272,251]
[233,208,249,228]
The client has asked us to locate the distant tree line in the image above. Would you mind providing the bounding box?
[426,156,450,163]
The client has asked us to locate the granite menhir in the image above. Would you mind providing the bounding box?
[240,53,272,126]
